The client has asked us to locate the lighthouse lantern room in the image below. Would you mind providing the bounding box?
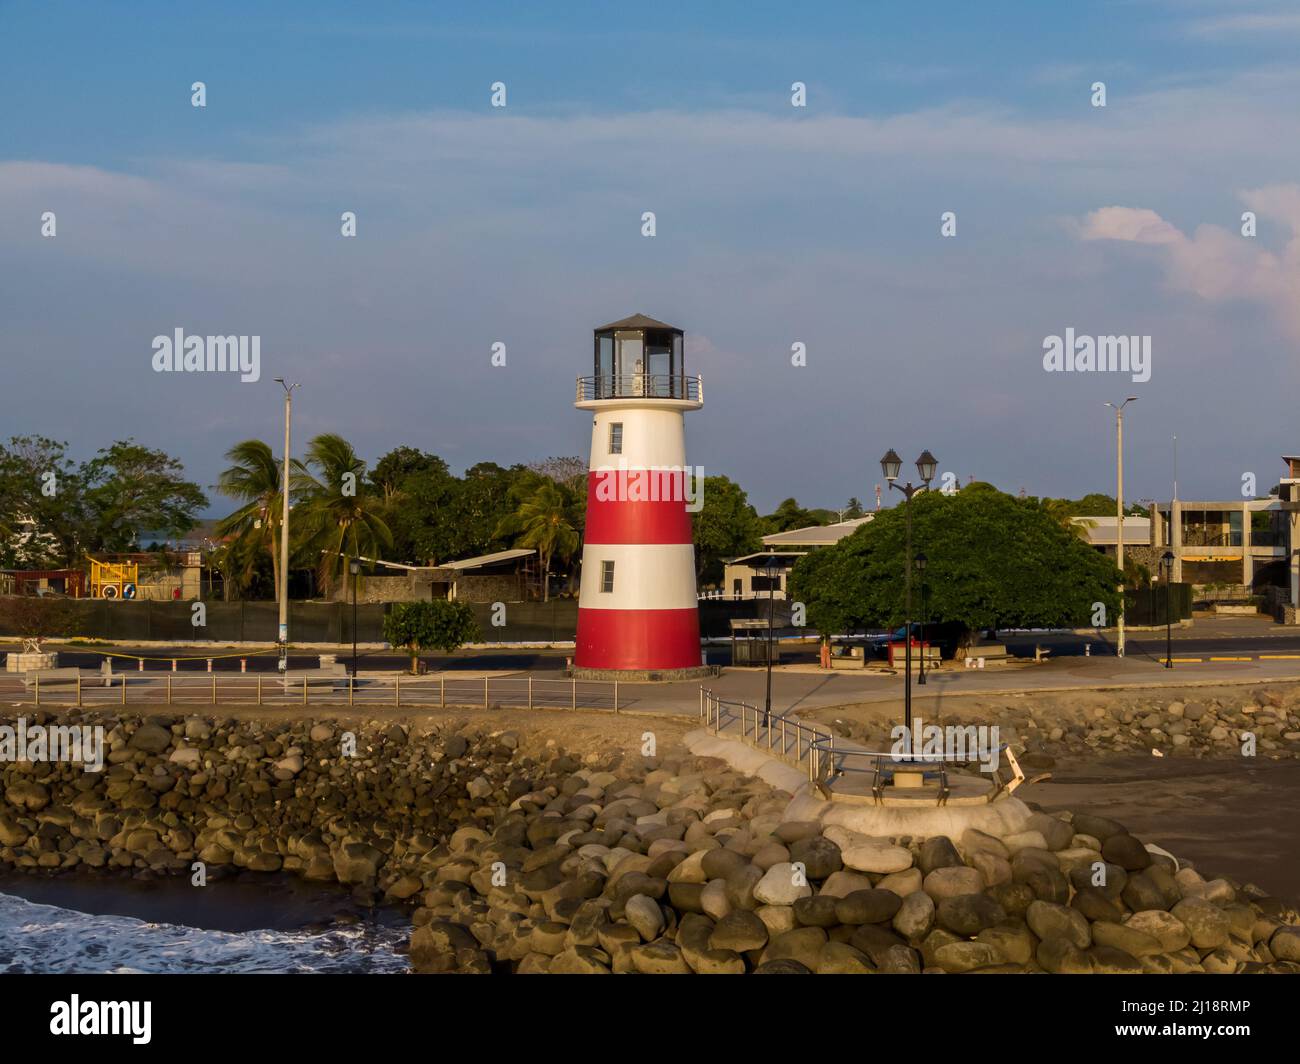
[573,314,708,678]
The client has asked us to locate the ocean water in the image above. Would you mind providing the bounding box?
[0,890,411,974]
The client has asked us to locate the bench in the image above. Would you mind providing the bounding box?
[963,644,1009,667]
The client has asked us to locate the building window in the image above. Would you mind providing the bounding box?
[600,560,615,593]
[609,422,623,455]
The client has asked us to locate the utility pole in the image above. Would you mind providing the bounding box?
[1107,398,1138,658]
[275,378,299,676]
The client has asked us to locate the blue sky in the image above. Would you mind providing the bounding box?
[3,0,1300,515]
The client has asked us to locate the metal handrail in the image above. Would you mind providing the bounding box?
[576,374,703,402]
[699,688,833,782]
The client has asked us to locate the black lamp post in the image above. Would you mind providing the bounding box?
[1161,550,1174,668]
[882,448,937,749]
[350,559,360,677]
[763,554,779,729]
[915,552,928,685]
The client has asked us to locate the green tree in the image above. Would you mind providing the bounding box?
[692,475,763,584]
[788,485,1122,639]
[383,599,480,673]
[369,446,449,501]
[843,497,865,520]
[293,434,393,595]
[496,482,579,601]
[81,440,207,552]
[215,439,285,600]
[0,436,86,567]
[763,497,820,534]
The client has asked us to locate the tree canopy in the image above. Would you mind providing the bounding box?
[788,484,1122,637]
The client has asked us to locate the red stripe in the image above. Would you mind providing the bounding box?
[585,470,693,544]
[575,607,702,670]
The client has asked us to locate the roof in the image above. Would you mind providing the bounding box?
[1070,515,1150,546]
[728,551,803,565]
[439,548,536,571]
[761,516,872,548]
[595,313,681,333]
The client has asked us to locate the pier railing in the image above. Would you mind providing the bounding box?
[576,374,702,403]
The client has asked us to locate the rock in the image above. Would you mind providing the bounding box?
[1171,897,1230,950]
[550,946,610,974]
[1101,833,1152,871]
[631,939,691,974]
[1122,868,1181,912]
[1071,813,1125,842]
[934,940,1004,973]
[1126,910,1192,953]
[817,941,875,974]
[1087,945,1143,974]
[701,879,730,920]
[753,958,812,974]
[466,776,493,800]
[788,836,842,879]
[128,723,172,753]
[168,747,202,767]
[892,890,936,940]
[877,868,923,897]
[922,866,984,900]
[1037,937,1091,974]
[409,921,479,972]
[970,851,1012,888]
[625,894,665,941]
[1026,900,1091,948]
[919,836,963,874]
[835,889,904,926]
[1090,919,1163,958]
[818,870,877,898]
[877,944,922,974]
[976,924,1035,965]
[842,842,913,874]
[762,927,827,970]
[710,910,769,953]
[937,893,1006,936]
[724,863,764,911]
[753,862,812,906]
[1268,927,1300,962]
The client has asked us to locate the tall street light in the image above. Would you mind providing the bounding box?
[350,559,361,677]
[274,377,299,676]
[882,448,937,748]
[915,552,928,686]
[1105,398,1138,658]
[1162,550,1175,668]
[763,554,779,729]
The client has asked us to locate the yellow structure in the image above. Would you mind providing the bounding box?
[89,557,139,599]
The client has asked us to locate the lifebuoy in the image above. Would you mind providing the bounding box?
[101,584,119,599]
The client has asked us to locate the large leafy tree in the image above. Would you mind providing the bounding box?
[788,483,1122,638]
[693,474,763,584]
[762,497,822,534]
[0,436,86,567]
[370,446,449,502]
[293,433,393,595]
[215,439,285,600]
[80,440,208,552]
[496,481,579,601]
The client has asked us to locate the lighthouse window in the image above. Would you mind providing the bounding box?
[600,560,615,593]
[609,422,623,455]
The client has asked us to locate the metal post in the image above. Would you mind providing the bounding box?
[35,672,40,706]
[302,676,308,705]
[613,680,618,714]
[484,676,489,709]
[904,490,913,742]
[571,677,577,712]
[76,673,82,707]
[212,673,217,704]
[440,675,445,708]
[121,673,126,705]
[395,674,400,706]
[349,674,355,706]
[257,674,263,705]
[166,673,172,705]
[528,676,533,710]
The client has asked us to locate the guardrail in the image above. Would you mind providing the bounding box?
[699,688,834,783]
[699,688,1026,803]
[576,374,703,403]
[10,671,628,712]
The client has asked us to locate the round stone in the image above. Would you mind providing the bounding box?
[835,889,904,925]
[937,893,1007,936]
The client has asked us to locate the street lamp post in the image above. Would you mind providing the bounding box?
[915,552,928,686]
[350,559,360,677]
[763,554,779,728]
[274,378,299,677]
[881,449,937,748]
[1162,550,1175,668]
[1106,398,1138,658]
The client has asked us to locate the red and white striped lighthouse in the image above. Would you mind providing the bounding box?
[573,314,707,677]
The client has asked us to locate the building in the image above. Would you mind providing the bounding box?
[720,517,872,601]
[573,314,707,676]
[330,549,540,603]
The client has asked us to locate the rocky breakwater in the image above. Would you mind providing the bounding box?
[0,710,604,906]
[407,758,1300,974]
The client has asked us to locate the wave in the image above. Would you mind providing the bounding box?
[0,891,411,974]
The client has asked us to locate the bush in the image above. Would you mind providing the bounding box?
[382,600,480,673]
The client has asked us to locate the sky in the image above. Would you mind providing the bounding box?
[2,0,1300,516]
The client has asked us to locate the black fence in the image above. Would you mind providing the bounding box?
[1124,583,1193,626]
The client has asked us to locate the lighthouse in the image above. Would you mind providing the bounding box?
[573,314,708,678]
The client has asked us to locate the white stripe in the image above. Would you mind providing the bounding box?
[588,408,689,470]
[578,543,698,610]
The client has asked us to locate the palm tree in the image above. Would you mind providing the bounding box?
[294,433,393,596]
[215,440,284,601]
[496,482,578,602]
